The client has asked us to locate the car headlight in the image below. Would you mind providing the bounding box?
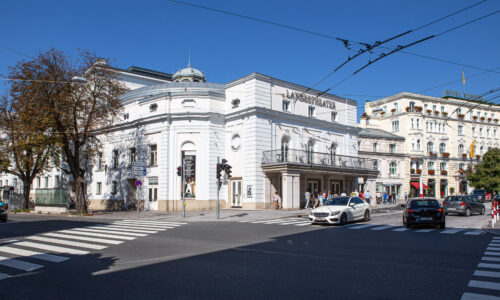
[330,211,340,216]
[309,212,314,216]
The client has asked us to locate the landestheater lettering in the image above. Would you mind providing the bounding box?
[281,90,336,109]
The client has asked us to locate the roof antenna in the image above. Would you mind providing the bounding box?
[188,48,191,67]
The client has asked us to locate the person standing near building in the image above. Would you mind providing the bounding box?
[404,192,408,203]
[383,191,387,204]
[304,189,311,209]
[365,189,371,206]
[313,188,319,208]
[340,191,346,197]
[273,191,281,209]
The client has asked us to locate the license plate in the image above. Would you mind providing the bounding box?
[420,217,432,221]
[316,217,324,221]
[447,208,456,211]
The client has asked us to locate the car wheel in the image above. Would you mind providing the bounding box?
[464,208,471,217]
[363,210,370,222]
[339,213,347,226]
[439,221,446,229]
[480,207,485,215]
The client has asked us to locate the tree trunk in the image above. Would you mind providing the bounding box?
[22,182,31,210]
[74,176,88,214]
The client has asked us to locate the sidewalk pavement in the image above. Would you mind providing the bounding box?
[81,202,403,222]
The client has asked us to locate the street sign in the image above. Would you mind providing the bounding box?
[132,162,147,167]
[132,166,147,176]
[135,180,142,187]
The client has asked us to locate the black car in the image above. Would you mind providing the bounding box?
[442,195,485,216]
[471,189,487,202]
[403,198,445,229]
[0,203,7,222]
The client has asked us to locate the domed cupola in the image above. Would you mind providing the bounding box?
[172,64,206,82]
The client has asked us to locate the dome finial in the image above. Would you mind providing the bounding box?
[188,48,191,68]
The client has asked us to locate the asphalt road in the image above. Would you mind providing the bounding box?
[0,210,496,300]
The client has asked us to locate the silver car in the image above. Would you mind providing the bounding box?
[442,195,485,216]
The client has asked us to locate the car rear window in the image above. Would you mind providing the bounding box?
[410,200,440,208]
[445,196,464,202]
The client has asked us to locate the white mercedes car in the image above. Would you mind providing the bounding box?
[309,196,371,225]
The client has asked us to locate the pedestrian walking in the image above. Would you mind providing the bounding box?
[273,191,281,209]
[404,192,408,203]
[340,191,346,197]
[304,189,311,209]
[359,191,364,200]
[321,190,327,205]
[313,188,319,208]
[383,192,387,204]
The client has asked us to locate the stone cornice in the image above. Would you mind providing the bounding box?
[225,106,360,133]
[367,92,500,111]
[225,72,357,106]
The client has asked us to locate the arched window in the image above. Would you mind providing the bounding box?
[416,139,421,151]
[439,143,447,153]
[427,142,434,153]
[458,144,465,155]
[480,146,484,155]
[281,136,290,162]
[389,162,397,175]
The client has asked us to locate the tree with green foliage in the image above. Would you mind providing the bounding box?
[467,148,500,193]
[6,48,124,214]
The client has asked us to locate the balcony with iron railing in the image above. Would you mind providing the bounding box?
[261,149,378,174]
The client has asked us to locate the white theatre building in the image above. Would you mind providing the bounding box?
[34,63,378,211]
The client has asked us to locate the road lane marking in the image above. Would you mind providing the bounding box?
[474,270,500,278]
[370,225,396,231]
[468,280,500,291]
[487,247,500,251]
[110,222,174,229]
[490,243,500,247]
[95,225,160,233]
[0,246,68,263]
[441,228,464,234]
[26,236,107,250]
[482,257,500,262]
[43,233,123,245]
[278,220,310,225]
[0,272,10,281]
[392,227,409,232]
[478,263,500,270]
[0,255,43,271]
[58,230,136,240]
[485,252,500,257]
[71,228,146,237]
[15,241,89,255]
[348,224,375,230]
[415,229,435,232]
[120,220,187,225]
[465,230,485,235]
[462,292,500,299]
[294,222,314,226]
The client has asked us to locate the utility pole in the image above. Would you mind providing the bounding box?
[216,157,220,220]
[182,158,186,218]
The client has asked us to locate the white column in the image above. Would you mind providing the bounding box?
[281,171,301,209]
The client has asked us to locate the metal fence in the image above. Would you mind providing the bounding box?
[35,188,69,206]
[262,149,377,171]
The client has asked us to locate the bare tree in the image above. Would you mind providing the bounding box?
[7,49,124,213]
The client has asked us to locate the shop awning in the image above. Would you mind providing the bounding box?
[410,182,429,189]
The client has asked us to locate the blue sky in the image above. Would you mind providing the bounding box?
[1,0,499,118]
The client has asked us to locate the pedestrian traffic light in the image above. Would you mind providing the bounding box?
[177,166,182,176]
[225,164,232,179]
[216,163,223,180]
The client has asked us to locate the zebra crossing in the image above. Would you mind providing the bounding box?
[462,236,500,299]
[238,218,485,235]
[0,219,186,281]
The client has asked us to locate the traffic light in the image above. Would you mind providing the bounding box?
[177,166,183,176]
[225,164,232,179]
[216,163,223,180]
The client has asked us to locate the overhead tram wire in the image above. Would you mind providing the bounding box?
[317,11,500,97]
[418,67,500,93]
[168,0,497,97]
[0,44,33,59]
